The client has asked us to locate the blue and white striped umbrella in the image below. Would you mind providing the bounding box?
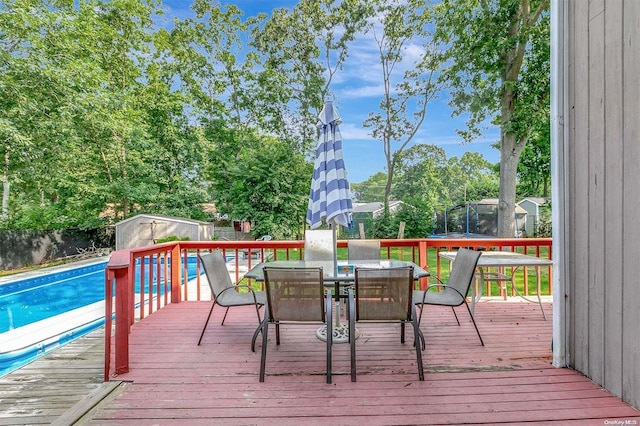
[306,101,353,230]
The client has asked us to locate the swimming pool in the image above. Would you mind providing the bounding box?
[0,257,203,377]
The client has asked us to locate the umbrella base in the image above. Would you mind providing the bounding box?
[316,324,359,343]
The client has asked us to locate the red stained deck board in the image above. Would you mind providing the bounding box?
[89,300,640,425]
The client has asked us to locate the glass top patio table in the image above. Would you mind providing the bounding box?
[245,259,429,283]
[439,250,552,319]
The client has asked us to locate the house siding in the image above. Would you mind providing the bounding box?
[564,0,640,408]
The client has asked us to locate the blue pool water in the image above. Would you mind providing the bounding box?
[0,257,202,377]
[0,262,109,332]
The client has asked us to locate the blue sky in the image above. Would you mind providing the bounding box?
[161,1,500,183]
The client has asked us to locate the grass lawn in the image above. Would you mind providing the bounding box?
[261,246,552,297]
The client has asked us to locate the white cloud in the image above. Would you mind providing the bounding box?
[340,122,374,141]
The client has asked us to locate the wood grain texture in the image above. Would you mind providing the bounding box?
[79,301,639,425]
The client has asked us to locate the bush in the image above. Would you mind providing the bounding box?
[155,235,191,244]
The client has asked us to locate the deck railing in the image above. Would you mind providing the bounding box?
[104,237,552,380]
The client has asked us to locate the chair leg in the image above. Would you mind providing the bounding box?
[348,290,357,382]
[325,291,333,384]
[259,317,269,382]
[400,322,405,344]
[415,304,426,350]
[411,306,424,381]
[254,304,263,324]
[250,305,264,352]
[251,324,261,353]
[197,302,216,345]
[451,307,461,326]
[463,300,484,346]
[220,307,230,325]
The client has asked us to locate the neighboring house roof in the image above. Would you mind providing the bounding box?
[115,214,212,227]
[518,197,547,206]
[352,201,405,214]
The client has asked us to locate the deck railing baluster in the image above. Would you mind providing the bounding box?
[104,237,552,379]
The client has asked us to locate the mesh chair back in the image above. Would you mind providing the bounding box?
[446,248,482,298]
[199,250,233,297]
[304,230,335,261]
[348,239,381,261]
[263,267,326,322]
[354,266,414,321]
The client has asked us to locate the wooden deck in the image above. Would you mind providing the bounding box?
[0,328,108,425]
[77,299,640,425]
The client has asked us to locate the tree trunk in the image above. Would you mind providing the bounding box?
[384,160,394,211]
[1,151,9,221]
[1,178,8,222]
[497,130,526,237]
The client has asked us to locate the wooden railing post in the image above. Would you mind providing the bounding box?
[418,240,429,290]
[114,266,130,375]
[104,250,133,378]
[104,270,113,381]
[171,243,181,303]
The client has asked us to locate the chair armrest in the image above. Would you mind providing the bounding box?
[419,283,466,304]
[429,276,445,285]
[217,284,263,305]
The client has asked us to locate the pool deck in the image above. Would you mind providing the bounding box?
[0,256,111,285]
[0,327,108,425]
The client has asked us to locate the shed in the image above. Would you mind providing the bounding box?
[115,214,215,250]
[517,197,547,236]
[434,199,527,237]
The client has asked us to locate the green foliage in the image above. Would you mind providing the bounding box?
[433,0,550,236]
[392,145,499,210]
[350,173,387,202]
[392,202,432,238]
[371,209,395,239]
[206,130,313,240]
[0,0,549,242]
[155,235,190,244]
[537,201,552,237]
[249,0,371,154]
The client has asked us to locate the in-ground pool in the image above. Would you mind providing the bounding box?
[0,257,202,377]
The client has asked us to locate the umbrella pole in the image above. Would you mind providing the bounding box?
[332,225,340,328]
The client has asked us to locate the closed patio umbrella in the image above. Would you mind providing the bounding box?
[306,101,353,267]
[306,101,354,343]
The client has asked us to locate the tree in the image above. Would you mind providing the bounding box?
[250,0,371,154]
[362,0,445,211]
[445,152,499,205]
[392,144,448,211]
[0,0,66,226]
[392,145,498,228]
[1,0,210,230]
[434,0,550,237]
[517,126,551,198]
[350,172,387,202]
[206,130,312,240]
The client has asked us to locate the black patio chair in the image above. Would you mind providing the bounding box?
[413,248,484,348]
[347,266,424,382]
[197,250,266,346]
[258,266,333,383]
